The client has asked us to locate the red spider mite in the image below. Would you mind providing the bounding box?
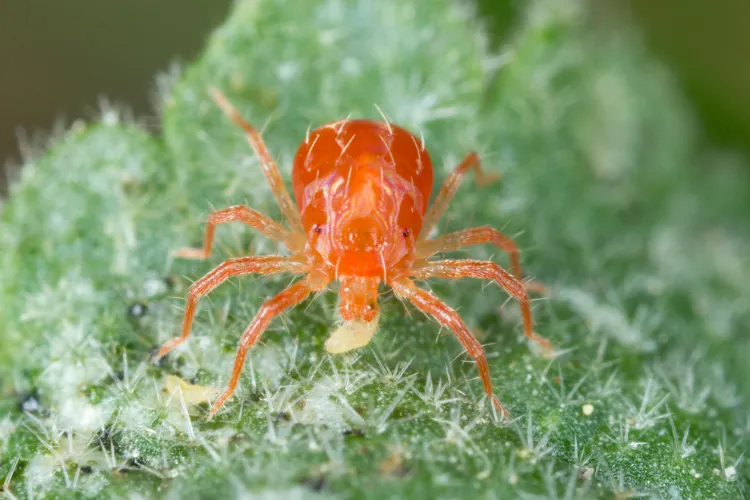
[155,88,552,417]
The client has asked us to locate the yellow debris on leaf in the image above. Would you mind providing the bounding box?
[163,375,219,406]
[324,314,380,354]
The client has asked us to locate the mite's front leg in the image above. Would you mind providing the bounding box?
[155,256,306,359]
[210,275,327,414]
[389,277,509,417]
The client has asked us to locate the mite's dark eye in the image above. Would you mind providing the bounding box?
[402,228,410,238]
[314,225,323,234]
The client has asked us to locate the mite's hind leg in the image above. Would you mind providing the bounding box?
[416,226,546,295]
[210,88,304,234]
[389,277,509,417]
[410,259,552,353]
[155,256,306,359]
[175,205,304,260]
[419,152,499,240]
[210,277,323,415]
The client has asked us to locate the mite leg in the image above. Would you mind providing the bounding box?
[210,277,321,414]
[410,259,552,352]
[155,256,306,359]
[389,277,509,417]
[210,88,305,234]
[416,226,546,294]
[420,152,499,241]
[175,205,304,260]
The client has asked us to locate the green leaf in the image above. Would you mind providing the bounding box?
[1,0,748,498]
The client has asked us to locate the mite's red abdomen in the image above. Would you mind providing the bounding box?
[291,119,434,276]
[291,120,433,219]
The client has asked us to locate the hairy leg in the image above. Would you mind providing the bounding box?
[416,226,546,294]
[419,152,499,241]
[410,259,552,351]
[210,88,305,234]
[176,205,305,260]
[155,256,307,359]
[210,276,326,414]
[389,277,509,417]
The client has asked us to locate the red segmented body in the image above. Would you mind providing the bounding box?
[292,119,432,280]
[156,89,551,419]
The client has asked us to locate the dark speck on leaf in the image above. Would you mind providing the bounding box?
[149,347,168,367]
[300,475,326,491]
[343,428,365,438]
[272,411,291,422]
[163,275,177,290]
[117,458,141,474]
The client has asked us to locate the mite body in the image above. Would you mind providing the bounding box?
[156,89,551,417]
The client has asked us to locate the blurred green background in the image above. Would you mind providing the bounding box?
[2,0,750,192]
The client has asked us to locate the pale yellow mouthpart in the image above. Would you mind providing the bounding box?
[324,314,381,354]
